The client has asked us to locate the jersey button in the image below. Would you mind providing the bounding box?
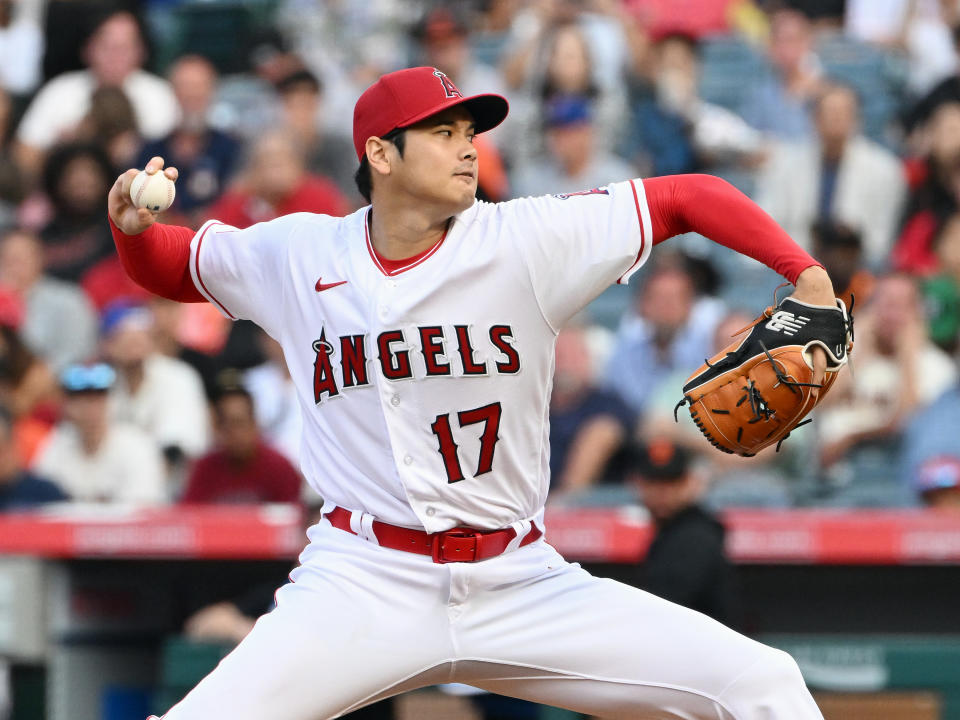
[390,394,400,407]
[403,454,413,465]
[426,506,436,517]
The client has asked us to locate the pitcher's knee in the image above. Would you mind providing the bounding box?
[719,648,821,719]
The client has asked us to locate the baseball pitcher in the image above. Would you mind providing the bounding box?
[109,67,839,719]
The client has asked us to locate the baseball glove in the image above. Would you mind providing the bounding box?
[676,295,853,456]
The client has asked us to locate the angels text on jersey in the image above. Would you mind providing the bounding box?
[311,323,521,405]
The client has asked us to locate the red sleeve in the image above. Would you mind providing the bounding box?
[642,174,821,285]
[109,216,206,302]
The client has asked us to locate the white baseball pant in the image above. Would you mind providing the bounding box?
[154,517,823,720]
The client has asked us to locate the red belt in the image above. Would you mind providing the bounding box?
[324,506,543,564]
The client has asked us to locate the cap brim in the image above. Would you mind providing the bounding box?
[397,93,509,135]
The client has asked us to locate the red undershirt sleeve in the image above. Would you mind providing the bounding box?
[641,174,821,285]
[109,216,205,302]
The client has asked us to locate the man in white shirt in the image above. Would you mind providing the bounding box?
[15,10,178,177]
[101,302,211,463]
[33,362,165,504]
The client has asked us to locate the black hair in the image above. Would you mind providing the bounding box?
[0,325,35,386]
[275,68,322,96]
[811,219,863,250]
[41,142,116,211]
[354,128,406,203]
[539,22,599,101]
[85,8,154,71]
[212,369,255,419]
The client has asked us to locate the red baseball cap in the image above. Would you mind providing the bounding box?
[352,66,508,161]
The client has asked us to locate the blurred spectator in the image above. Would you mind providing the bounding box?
[626,438,739,627]
[501,18,629,168]
[905,21,960,135]
[0,0,42,97]
[15,10,178,179]
[625,32,765,177]
[641,308,748,444]
[149,296,226,400]
[208,130,347,228]
[605,264,722,416]
[502,0,633,93]
[816,273,958,468]
[548,326,635,501]
[511,94,636,197]
[0,286,57,423]
[622,0,741,39]
[274,68,357,202]
[904,0,958,96]
[643,307,799,509]
[273,1,412,135]
[74,85,140,170]
[810,220,875,311]
[80,254,152,313]
[0,227,97,370]
[38,142,116,282]
[845,0,910,45]
[756,83,906,267]
[101,303,211,466]
[409,6,514,203]
[901,372,960,507]
[922,212,960,352]
[0,88,26,227]
[739,8,823,140]
[413,6,509,103]
[137,55,242,225]
[912,455,960,509]
[244,330,301,468]
[848,0,958,96]
[32,362,166,504]
[894,101,960,274]
[180,382,301,505]
[0,403,67,510]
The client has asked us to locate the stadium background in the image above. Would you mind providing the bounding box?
[0,0,959,718]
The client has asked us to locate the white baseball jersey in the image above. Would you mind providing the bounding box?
[164,179,824,720]
[189,180,652,533]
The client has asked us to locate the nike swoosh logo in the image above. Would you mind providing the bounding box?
[315,278,347,292]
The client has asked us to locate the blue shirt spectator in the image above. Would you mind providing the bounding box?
[901,383,960,495]
[550,327,636,498]
[605,266,721,416]
[550,388,635,483]
[136,55,241,219]
[738,9,821,141]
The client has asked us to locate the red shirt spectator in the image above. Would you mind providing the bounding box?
[207,130,348,229]
[181,384,301,504]
[209,175,347,229]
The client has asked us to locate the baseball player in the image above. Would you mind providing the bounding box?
[109,67,836,719]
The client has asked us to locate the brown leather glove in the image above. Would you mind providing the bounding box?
[677,296,853,456]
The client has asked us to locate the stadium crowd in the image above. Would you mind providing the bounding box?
[1,0,960,516]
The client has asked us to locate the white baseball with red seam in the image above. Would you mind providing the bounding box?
[130,170,176,212]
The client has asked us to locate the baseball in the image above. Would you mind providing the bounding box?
[130,170,176,213]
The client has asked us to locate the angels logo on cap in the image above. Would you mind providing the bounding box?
[433,69,462,99]
[352,66,509,161]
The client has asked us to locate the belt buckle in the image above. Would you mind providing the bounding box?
[431,528,482,564]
